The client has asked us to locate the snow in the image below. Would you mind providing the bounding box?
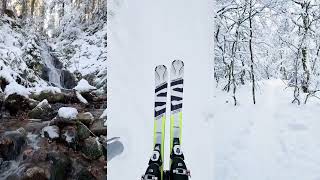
[74,79,97,92]
[107,0,214,179]
[76,91,88,104]
[4,82,30,98]
[214,79,320,180]
[42,126,59,139]
[31,86,62,95]
[63,132,74,143]
[100,108,107,120]
[36,99,51,108]
[58,107,78,119]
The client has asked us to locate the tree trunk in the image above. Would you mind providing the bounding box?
[249,0,256,104]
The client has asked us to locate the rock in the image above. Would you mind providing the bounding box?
[61,70,77,89]
[31,91,65,104]
[76,169,96,180]
[0,77,9,92]
[50,117,77,127]
[42,126,59,140]
[47,152,72,180]
[77,123,91,140]
[52,55,63,69]
[4,93,32,116]
[28,99,56,120]
[80,92,96,102]
[61,126,77,147]
[77,112,94,125]
[0,129,27,160]
[81,137,103,160]
[4,9,16,19]
[22,166,47,180]
[41,67,50,82]
[90,119,107,136]
[58,107,78,119]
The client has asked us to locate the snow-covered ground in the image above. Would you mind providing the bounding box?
[214,79,320,180]
[107,0,214,179]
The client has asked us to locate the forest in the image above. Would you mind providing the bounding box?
[215,0,320,105]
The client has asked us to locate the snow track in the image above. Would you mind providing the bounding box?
[214,79,320,180]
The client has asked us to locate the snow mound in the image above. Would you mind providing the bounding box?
[74,79,97,92]
[58,107,78,119]
[4,82,30,98]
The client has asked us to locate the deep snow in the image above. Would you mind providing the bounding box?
[107,0,214,179]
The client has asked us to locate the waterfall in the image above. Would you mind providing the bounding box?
[41,43,62,87]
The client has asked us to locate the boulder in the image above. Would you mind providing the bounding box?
[77,112,94,125]
[61,126,77,147]
[31,91,65,104]
[77,123,91,140]
[81,137,103,160]
[90,119,107,136]
[47,152,72,180]
[22,166,48,180]
[28,99,56,120]
[4,93,32,116]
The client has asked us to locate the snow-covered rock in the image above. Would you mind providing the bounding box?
[42,125,59,140]
[29,99,55,120]
[74,79,97,93]
[58,107,78,119]
[75,91,88,104]
[4,82,30,98]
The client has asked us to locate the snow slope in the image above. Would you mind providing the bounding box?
[107,0,214,179]
[214,79,320,180]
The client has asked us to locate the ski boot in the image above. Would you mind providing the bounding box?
[169,138,190,180]
[142,144,162,180]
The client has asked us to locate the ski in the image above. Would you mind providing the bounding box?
[142,65,168,180]
[169,60,190,180]
[169,60,184,157]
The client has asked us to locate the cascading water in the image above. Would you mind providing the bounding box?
[41,43,62,87]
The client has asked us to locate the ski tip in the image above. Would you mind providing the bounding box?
[155,65,167,72]
[172,59,184,66]
[155,65,168,83]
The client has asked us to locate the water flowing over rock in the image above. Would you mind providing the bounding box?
[0,129,27,161]
[41,43,61,87]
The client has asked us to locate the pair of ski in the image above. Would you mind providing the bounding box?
[142,60,190,180]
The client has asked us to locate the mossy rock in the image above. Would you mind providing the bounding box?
[81,137,102,160]
[77,123,91,140]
